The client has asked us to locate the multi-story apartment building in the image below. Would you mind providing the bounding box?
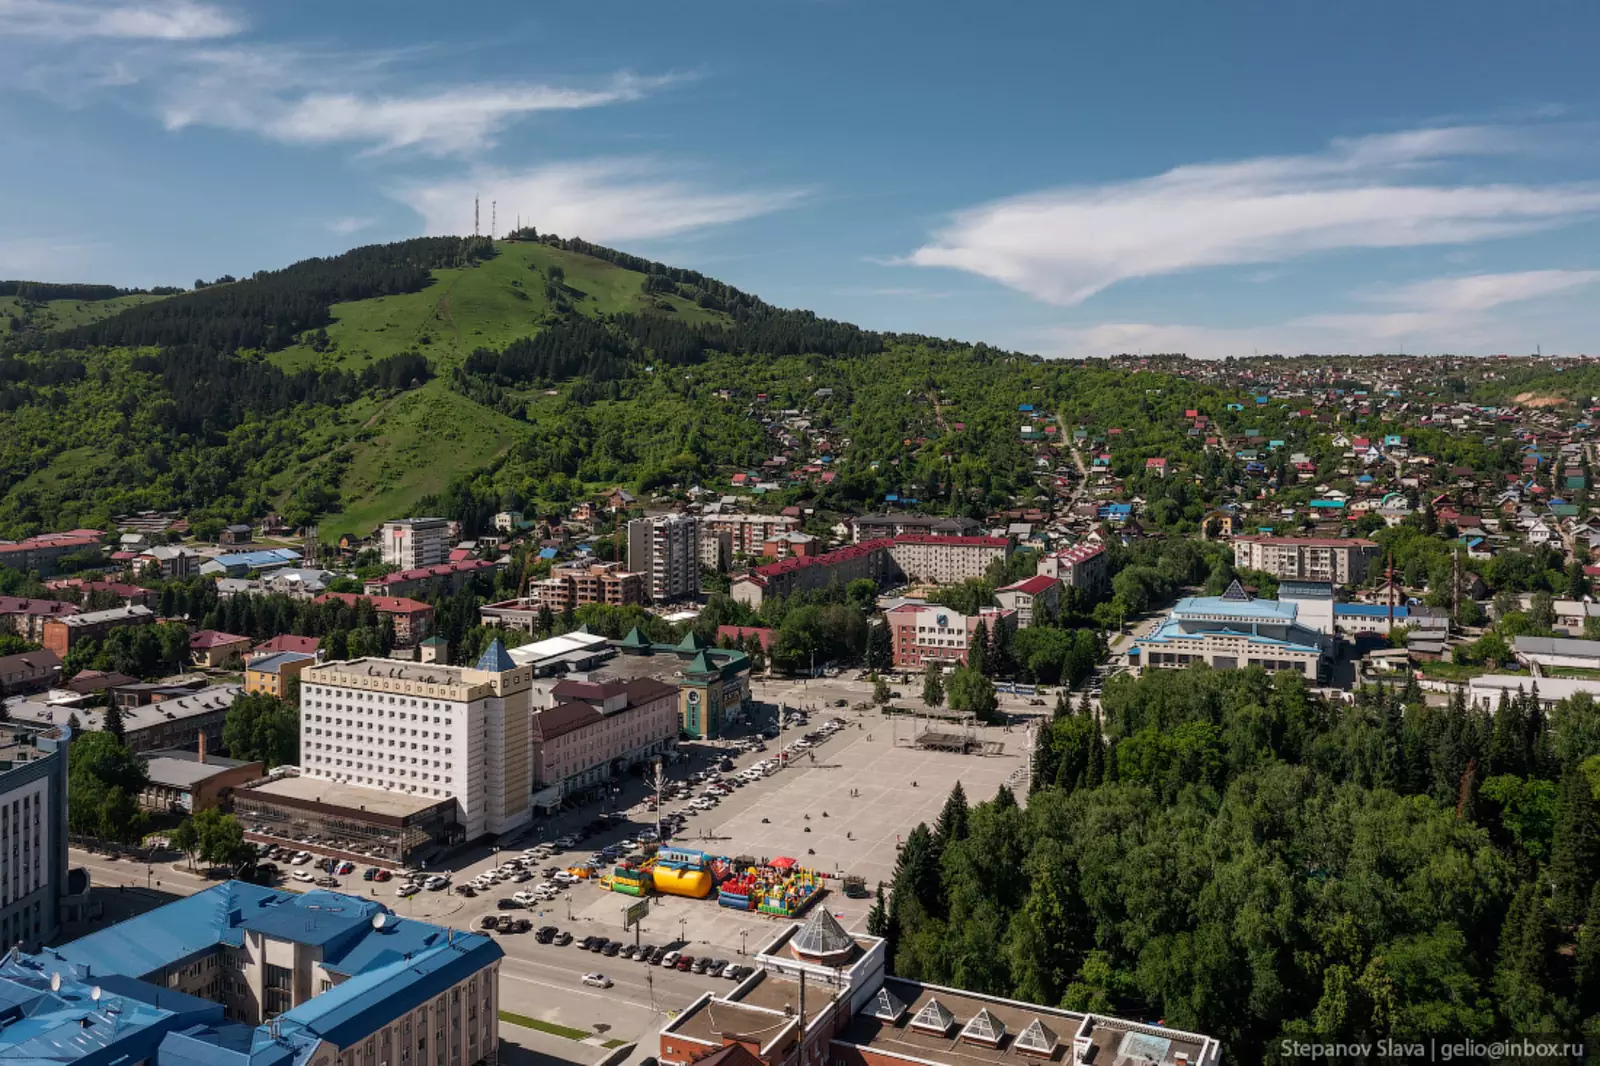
[315,592,435,645]
[365,557,502,598]
[530,677,677,800]
[536,560,645,612]
[1232,535,1379,585]
[993,574,1060,627]
[41,880,501,1066]
[886,535,1010,586]
[0,596,77,642]
[8,683,239,755]
[851,514,981,542]
[628,514,700,602]
[380,517,450,570]
[1037,542,1109,593]
[298,641,533,839]
[243,650,318,699]
[731,534,1011,607]
[0,721,70,951]
[40,603,154,658]
[699,513,801,567]
[0,530,102,577]
[885,605,1016,669]
[0,648,61,694]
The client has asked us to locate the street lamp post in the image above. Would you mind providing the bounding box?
[679,916,687,945]
[565,893,572,921]
[739,930,748,956]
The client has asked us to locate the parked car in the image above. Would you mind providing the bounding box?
[581,973,613,989]
[676,954,694,971]
[553,931,573,946]
[292,870,315,883]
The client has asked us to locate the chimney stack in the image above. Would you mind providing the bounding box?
[198,731,207,764]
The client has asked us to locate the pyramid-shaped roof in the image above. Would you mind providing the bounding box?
[910,998,956,1034]
[618,626,652,650]
[960,1008,1005,1046]
[792,907,855,959]
[474,638,516,673]
[685,650,716,675]
[867,986,906,1023]
[1014,1018,1058,1056]
[676,630,709,654]
[1221,578,1251,602]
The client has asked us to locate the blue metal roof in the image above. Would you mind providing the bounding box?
[280,935,499,1047]
[537,547,558,559]
[245,651,315,674]
[1171,595,1297,621]
[209,549,302,568]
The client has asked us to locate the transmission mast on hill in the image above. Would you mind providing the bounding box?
[491,201,496,239]
[474,197,479,237]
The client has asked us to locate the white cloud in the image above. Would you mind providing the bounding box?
[908,126,1600,305]
[326,216,376,236]
[164,70,687,156]
[393,160,805,242]
[1043,268,1600,359]
[0,0,241,40]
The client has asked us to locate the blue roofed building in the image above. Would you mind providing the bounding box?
[200,550,304,579]
[15,881,502,1066]
[1130,580,1332,681]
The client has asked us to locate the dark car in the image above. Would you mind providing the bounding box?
[454,885,476,897]
[589,938,609,953]
[515,919,532,933]
[580,936,598,950]
[363,868,378,881]
[601,942,620,957]
[479,916,499,932]
[496,898,520,910]
[536,926,557,942]
[495,915,515,932]
[650,948,666,965]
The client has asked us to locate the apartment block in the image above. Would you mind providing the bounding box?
[380,517,450,570]
[851,514,981,542]
[529,560,645,612]
[530,677,677,799]
[1232,535,1379,584]
[699,512,801,566]
[40,603,154,658]
[887,535,1010,586]
[0,721,70,950]
[1037,542,1108,593]
[628,514,700,602]
[298,640,532,839]
[993,574,1060,627]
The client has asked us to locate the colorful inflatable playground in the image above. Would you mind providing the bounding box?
[601,847,825,917]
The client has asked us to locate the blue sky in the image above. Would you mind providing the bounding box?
[3,0,1600,358]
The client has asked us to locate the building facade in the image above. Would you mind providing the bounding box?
[380,517,450,570]
[530,677,678,798]
[628,514,701,602]
[885,535,1011,587]
[1232,535,1379,584]
[851,514,981,542]
[699,513,802,566]
[0,721,70,950]
[0,648,61,693]
[41,603,154,658]
[1130,580,1331,680]
[885,605,1017,669]
[298,641,533,839]
[316,592,436,645]
[244,650,318,699]
[34,881,502,1066]
[0,596,78,642]
[1037,542,1108,593]
[993,575,1060,627]
[528,560,645,612]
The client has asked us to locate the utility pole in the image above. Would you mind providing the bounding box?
[491,201,496,239]
[646,758,666,844]
[473,197,479,237]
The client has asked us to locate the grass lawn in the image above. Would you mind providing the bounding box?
[0,293,169,335]
[1418,661,1508,681]
[497,1011,591,1041]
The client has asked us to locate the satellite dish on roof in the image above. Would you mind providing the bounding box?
[91,986,102,1002]
[50,972,61,992]
[372,913,387,930]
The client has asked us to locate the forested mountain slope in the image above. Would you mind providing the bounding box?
[0,234,1234,539]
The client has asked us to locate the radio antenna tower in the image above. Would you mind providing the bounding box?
[473,197,479,237]
[491,201,496,239]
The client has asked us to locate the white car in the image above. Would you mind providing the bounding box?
[512,891,539,905]
[552,871,577,885]
[291,853,313,865]
[292,870,315,883]
[581,973,613,989]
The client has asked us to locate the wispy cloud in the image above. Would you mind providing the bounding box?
[0,236,111,279]
[325,216,376,236]
[907,125,1600,305]
[1040,268,1600,359]
[392,159,805,242]
[0,0,242,40]
[165,70,688,156]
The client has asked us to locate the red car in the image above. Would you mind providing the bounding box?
[676,954,694,971]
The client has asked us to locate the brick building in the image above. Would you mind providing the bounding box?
[885,604,1017,669]
[41,603,154,658]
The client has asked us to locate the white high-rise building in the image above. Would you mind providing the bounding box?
[298,640,532,839]
[380,517,450,570]
[627,514,700,603]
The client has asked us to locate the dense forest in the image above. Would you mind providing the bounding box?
[878,667,1600,1062]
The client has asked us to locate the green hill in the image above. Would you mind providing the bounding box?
[0,234,1219,541]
